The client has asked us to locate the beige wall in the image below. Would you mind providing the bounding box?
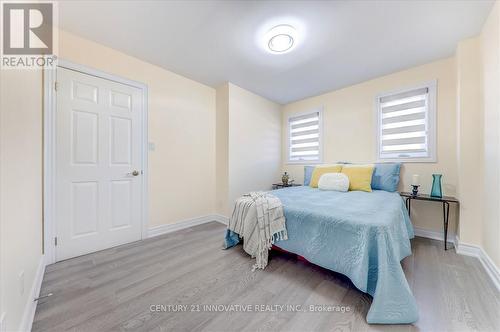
[216,83,282,215]
[0,29,219,328]
[479,1,500,267]
[281,58,459,234]
[228,83,282,208]
[58,30,217,226]
[0,69,43,331]
[0,29,219,330]
[216,83,230,215]
[455,37,483,246]
[58,29,283,223]
[2,9,500,330]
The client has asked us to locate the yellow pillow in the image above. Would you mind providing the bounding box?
[341,165,375,192]
[309,165,343,188]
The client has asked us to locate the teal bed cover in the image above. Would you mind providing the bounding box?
[224,186,418,324]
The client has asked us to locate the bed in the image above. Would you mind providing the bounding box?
[226,185,418,324]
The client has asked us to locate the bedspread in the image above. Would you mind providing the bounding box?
[224,186,418,324]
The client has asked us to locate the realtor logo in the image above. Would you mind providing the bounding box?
[1,1,57,69]
[3,2,52,54]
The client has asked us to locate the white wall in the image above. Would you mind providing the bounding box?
[0,69,43,331]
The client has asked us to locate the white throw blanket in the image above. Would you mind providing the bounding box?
[228,191,287,270]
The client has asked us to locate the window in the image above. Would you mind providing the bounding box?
[287,109,323,163]
[376,81,437,162]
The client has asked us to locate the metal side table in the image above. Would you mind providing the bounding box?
[400,192,459,250]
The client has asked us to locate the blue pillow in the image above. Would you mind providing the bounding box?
[304,166,315,186]
[371,163,401,192]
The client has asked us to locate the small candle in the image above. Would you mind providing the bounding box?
[412,174,420,186]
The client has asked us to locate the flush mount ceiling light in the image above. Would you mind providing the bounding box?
[265,25,298,54]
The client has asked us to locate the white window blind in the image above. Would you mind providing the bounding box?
[288,110,322,163]
[377,82,436,161]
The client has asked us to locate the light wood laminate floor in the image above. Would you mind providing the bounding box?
[33,222,499,332]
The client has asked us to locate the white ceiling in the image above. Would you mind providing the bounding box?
[58,0,494,104]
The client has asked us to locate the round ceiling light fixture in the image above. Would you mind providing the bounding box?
[265,24,297,54]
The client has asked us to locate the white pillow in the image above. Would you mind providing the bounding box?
[318,173,349,192]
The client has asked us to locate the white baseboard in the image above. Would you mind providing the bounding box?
[212,214,229,225]
[413,227,499,292]
[454,237,480,256]
[19,255,45,332]
[148,214,228,238]
[455,237,500,292]
[413,226,456,244]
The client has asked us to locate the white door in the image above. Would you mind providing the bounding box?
[55,67,144,261]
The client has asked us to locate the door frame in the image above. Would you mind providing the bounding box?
[43,59,149,265]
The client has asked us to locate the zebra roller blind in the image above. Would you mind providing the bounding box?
[288,110,322,162]
[377,82,436,161]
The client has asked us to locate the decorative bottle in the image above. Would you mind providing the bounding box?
[430,174,442,198]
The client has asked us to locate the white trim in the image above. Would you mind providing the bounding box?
[148,214,227,238]
[56,59,148,89]
[213,214,229,225]
[413,226,455,244]
[375,80,437,163]
[43,59,149,264]
[414,229,499,292]
[19,255,45,332]
[478,247,500,292]
[455,237,500,292]
[43,60,57,265]
[285,107,324,165]
[454,239,480,256]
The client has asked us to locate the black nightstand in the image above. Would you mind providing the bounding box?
[272,183,302,190]
[400,192,459,250]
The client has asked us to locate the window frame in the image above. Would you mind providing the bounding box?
[375,80,437,163]
[286,107,324,165]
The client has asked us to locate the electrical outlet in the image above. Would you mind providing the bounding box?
[19,271,24,295]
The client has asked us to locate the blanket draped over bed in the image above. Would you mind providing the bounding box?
[224,186,418,324]
[224,191,288,270]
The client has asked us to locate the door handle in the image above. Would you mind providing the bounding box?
[127,170,140,177]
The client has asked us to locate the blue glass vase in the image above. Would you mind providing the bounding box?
[431,174,442,198]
